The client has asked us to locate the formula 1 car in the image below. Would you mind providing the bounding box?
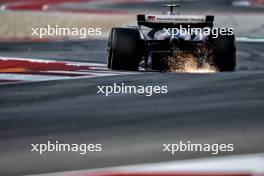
[107,4,236,72]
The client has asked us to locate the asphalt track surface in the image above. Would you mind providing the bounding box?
[0,0,264,176]
[0,40,264,176]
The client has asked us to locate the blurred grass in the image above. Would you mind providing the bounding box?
[0,11,263,40]
[0,11,135,40]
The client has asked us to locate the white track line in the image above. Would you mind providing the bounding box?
[0,74,73,81]
[29,153,264,176]
[236,37,264,43]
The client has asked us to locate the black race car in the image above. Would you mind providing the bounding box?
[107,4,236,72]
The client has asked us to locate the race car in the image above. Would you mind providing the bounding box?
[107,4,236,72]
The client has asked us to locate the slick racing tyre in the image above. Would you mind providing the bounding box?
[213,33,236,71]
[107,27,141,71]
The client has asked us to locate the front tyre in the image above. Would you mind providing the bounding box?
[108,28,141,71]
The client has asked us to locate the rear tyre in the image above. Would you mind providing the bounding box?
[108,28,141,71]
[213,33,236,71]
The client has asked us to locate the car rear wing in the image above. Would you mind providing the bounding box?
[137,14,214,28]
